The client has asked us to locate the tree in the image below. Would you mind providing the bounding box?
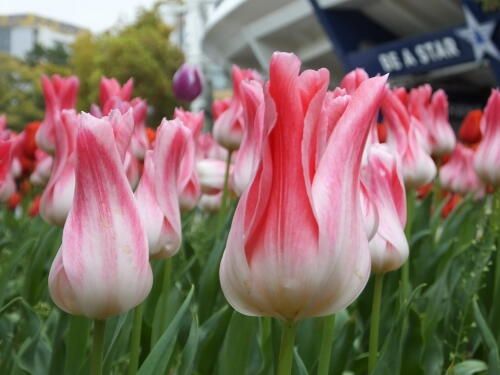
[0,53,44,131]
[71,5,185,126]
[0,52,74,131]
[25,42,70,66]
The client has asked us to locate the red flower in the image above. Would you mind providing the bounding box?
[459,110,482,145]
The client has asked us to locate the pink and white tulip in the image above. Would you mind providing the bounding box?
[40,110,77,226]
[429,90,455,156]
[219,52,387,320]
[382,90,436,189]
[153,119,194,257]
[231,80,266,196]
[474,90,500,188]
[213,66,262,151]
[48,113,152,318]
[30,150,53,186]
[0,139,15,202]
[441,143,485,197]
[36,75,79,154]
[363,144,408,274]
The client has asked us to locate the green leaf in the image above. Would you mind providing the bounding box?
[177,312,199,375]
[451,360,488,375]
[293,347,309,375]
[137,286,194,375]
[64,315,91,374]
[216,311,258,375]
[472,299,500,375]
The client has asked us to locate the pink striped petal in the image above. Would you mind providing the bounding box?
[49,113,152,318]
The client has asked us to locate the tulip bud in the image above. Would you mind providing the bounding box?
[153,119,194,257]
[39,111,77,226]
[30,150,53,186]
[441,143,485,196]
[339,68,368,94]
[474,90,500,187]
[381,90,436,189]
[0,139,15,202]
[36,75,79,154]
[48,113,152,319]
[172,63,203,102]
[231,80,266,196]
[99,77,134,109]
[213,66,262,151]
[198,192,223,212]
[429,90,455,156]
[220,52,387,320]
[197,159,231,195]
[363,144,408,274]
[135,151,180,258]
[459,110,482,145]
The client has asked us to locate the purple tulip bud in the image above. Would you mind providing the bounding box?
[172,63,203,102]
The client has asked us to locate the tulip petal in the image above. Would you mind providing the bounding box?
[52,113,152,319]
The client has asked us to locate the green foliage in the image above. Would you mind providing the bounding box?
[25,42,70,67]
[71,7,184,126]
[0,53,44,131]
[1,188,499,374]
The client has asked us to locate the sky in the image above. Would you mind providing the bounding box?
[0,0,159,32]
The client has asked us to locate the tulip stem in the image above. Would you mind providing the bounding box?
[90,319,106,375]
[277,320,296,375]
[216,151,233,236]
[317,314,336,375]
[401,190,415,308]
[431,158,442,213]
[368,273,384,374]
[128,304,144,375]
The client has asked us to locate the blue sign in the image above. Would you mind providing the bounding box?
[309,0,500,81]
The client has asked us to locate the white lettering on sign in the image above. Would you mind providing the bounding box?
[378,37,461,72]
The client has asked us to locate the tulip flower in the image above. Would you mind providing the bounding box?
[198,192,223,212]
[339,68,368,94]
[382,90,436,189]
[135,151,180,258]
[393,87,408,107]
[231,80,266,196]
[474,90,500,188]
[30,150,53,186]
[153,119,194,257]
[0,139,15,202]
[219,52,387,320]
[213,65,262,151]
[48,113,152,319]
[40,110,77,226]
[459,109,482,145]
[360,181,379,241]
[441,143,485,196]
[198,133,228,161]
[197,159,232,195]
[36,75,79,153]
[429,90,455,156]
[408,85,433,152]
[363,144,408,274]
[99,77,134,109]
[212,98,231,120]
[174,109,204,210]
[172,63,203,102]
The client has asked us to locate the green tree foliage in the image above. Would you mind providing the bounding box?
[25,42,70,67]
[0,52,73,131]
[0,53,44,131]
[71,6,184,126]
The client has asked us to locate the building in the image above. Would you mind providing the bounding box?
[202,0,500,122]
[0,14,85,59]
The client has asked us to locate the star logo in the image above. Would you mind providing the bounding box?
[456,6,500,61]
